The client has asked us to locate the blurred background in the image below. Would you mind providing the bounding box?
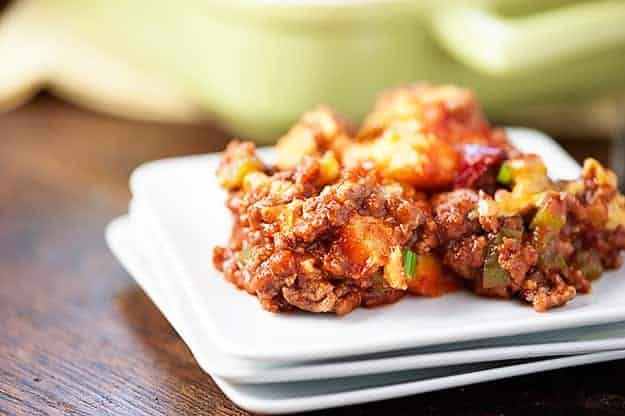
[1,0,625,143]
[1,2,625,414]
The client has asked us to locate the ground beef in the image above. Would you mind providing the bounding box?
[498,237,538,289]
[520,271,577,312]
[585,226,625,269]
[443,235,487,279]
[282,279,339,314]
[432,189,479,241]
[213,86,625,315]
[563,268,592,294]
[213,151,439,313]
[360,285,406,308]
[213,143,625,314]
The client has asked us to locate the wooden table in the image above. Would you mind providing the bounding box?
[1,95,624,416]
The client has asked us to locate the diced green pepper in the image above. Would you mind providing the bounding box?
[531,198,569,271]
[403,249,417,280]
[501,227,523,240]
[371,273,388,295]
[535,237,567,271]
[545,252,567,270]
[574,250,603,280]
[496,162,513,185]
[530,199,566,231]
[482,236,511,289]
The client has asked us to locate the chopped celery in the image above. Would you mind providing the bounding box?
[501,227,523,239]
[496,162,513,185]
[370,273,388,295]
[536,239,567,271]
[546,253,567,270]
[482,236,511,289]
[403,249,417,280]
[531,199,566,231]
[575,250,603,280]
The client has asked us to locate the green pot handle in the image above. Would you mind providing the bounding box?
[432,1,625,76]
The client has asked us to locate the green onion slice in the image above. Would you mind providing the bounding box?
[496,162,513,185]
[403,249,417,280]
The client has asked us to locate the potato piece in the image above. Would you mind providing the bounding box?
[343,130,459,189]
[577,158,624,229]
[384,246,408,290]
[274,125,318,170]
[242,171,270,191]
[406,253,462,296]
[318,151,340,184]
[583,158,618,188]
[359,83,486,142]
[275,107,354,169]
[477,155,552,218]
[607,194,625,230]
[216,141,263,190]
[339,215,394,278]
[260,200,303,232]
[507,154,551,196]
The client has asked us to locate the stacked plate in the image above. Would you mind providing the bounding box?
[107,128,625,414]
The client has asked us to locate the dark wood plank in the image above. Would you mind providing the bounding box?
[0,96,241,416]
[1,95,624,416]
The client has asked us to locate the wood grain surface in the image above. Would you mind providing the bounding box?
[1,95,625,416]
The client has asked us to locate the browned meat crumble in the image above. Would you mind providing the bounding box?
[213,83,625,314]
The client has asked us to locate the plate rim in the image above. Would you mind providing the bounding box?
[108,213,625,385]
[128,128,625,362]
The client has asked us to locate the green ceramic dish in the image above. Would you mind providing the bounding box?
[3,0,625,141]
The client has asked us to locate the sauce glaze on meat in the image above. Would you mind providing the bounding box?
[213,84,625,314]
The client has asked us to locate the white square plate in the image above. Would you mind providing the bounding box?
[124,199,625,384]
[106,214,625,414]
[129,127,625,362]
